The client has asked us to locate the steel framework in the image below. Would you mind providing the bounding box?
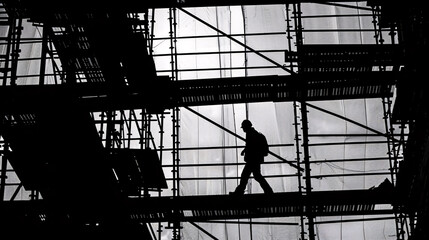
[1,0,426,240]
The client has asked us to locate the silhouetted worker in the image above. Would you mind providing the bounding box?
[230,120,273,195]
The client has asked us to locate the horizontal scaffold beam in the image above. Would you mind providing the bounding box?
[176,73,395,106]
[0,73,396,114]
[0,189,398,224]
[128,189,397,222]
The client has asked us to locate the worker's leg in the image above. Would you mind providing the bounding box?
[252,163,274,194]
[231,163,252,195]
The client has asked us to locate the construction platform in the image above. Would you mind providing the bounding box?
[128,189,397,222]
[0,71,397,114]
[0,189,398,226]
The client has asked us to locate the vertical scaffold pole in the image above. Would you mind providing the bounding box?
[169,7,181,240]
[293,102,307,240]
[300,102,315,240]
[146,8,166,239]
[287,3,306,240]
[293,3,315,240]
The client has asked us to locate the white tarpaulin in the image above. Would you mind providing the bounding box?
[3,2,400,239]
[151,3,398,240]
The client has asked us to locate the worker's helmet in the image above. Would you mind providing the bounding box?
[241,119,252,129]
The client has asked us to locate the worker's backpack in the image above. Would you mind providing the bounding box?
[258,132,269,157]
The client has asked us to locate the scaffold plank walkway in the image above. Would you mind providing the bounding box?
[127,189,396,222]
[0,71,396,114]
[0,189,397,225]
[175,72,396,106]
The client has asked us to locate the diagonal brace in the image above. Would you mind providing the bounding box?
[306,103,400,143]
[178,7,296,75]
[189,222,219,240]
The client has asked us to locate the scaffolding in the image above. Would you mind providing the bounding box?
[0,1,424,240]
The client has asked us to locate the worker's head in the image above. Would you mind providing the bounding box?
[241,119,252,132]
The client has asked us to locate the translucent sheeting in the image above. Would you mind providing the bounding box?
[150,3,398,240]
[309,99,391,191]
[242,5,290,76]
[5,2,399,239]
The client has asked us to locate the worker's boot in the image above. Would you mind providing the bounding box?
[229,186,244,196]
